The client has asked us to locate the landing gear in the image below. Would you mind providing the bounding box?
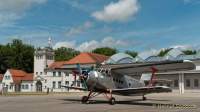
[81,96,88,104]
[109,97,116,105]
[81,90,116,105]
[142,95,147,101]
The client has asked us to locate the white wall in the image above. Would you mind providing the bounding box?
[2,70,15,92]
[21,81,34,92]
[44,71,82,92]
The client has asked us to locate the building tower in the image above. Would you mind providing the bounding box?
[33,37,55,92]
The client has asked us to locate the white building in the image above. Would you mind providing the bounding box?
[33,47,108,92]
[0,74,3,92]
[33,47,54,92]
[1,69,34,92]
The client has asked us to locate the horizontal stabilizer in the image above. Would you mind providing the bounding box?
[112,86,172,95]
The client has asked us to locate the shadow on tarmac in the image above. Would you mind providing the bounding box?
[59,98,170,107]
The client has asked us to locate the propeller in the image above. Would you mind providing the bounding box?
[71,63,93,90]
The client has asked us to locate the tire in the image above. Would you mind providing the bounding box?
[109,97,116,105]
[81,96,88,104]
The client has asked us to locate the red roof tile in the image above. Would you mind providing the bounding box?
[49,61,67,69]
[22,73,33,81]
[49,53,108,69]
[8,69,33,84]
[66,53,108,65]
[9,69,27,77]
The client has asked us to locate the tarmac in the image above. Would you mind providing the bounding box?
[0,92,199,112]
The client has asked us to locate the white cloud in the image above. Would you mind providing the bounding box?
[76,40,99,51]
[65,21,93,37]
[54,41,76,49]
[0,0,47,27]
[92,0,139,22]
[54,37,132,51]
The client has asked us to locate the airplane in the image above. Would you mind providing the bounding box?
[62,60,195,105]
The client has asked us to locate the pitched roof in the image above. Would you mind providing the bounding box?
[22,73,33,81]
[49,61,68,69]
[9,69,27,77]
[48,53,108,69]
[66,53,108,65]
[8,69,33,84]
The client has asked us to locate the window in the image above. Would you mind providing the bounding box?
[128,83,131,87]
[36,72,38,75]
[7,76,10,80]
[58,81,61,88]
[40,72,42,75]
[58,72,61,77]
[5,76,10,80]
[186,79,190,87]
[10,85,12,90]
[53,72,56,77]
[65,72,69,77]
[53,81,56,89]
[194,79,199,87]
[77,81,80,87]
[167,84,171,87]
[21,85,24,89]
[174,80,178,87]
[25,84,29,89]
[65,81,69,86]
[72,81,76,86]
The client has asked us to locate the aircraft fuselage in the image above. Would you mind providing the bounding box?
[86,71,145,95]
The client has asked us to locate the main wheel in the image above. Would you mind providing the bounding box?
[109,97,116,105]
[81,96,88,104]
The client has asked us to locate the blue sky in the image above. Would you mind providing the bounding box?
[0,0,200,54]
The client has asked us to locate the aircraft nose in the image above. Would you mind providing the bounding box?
[87,71,98,84]
[88,71,98,79]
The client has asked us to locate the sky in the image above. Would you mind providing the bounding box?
[0,0,200,57]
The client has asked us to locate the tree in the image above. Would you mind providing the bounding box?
[157,48,172,57]
[0,39,34,73]
[182,50,197,55]
[54,47,80,61]
[125,50,138,58]
[92,47,117,56]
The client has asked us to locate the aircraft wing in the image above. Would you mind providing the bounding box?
[61,85,87,91]
[112,86,172,95]
[101,60,195,75]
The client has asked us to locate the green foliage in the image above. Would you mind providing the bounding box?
[54,47,80,61]
[158,48,172,57]
[182,50,197,55]
[92,47,118,56]
[0,39,34,73]
[125,50,138,58]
